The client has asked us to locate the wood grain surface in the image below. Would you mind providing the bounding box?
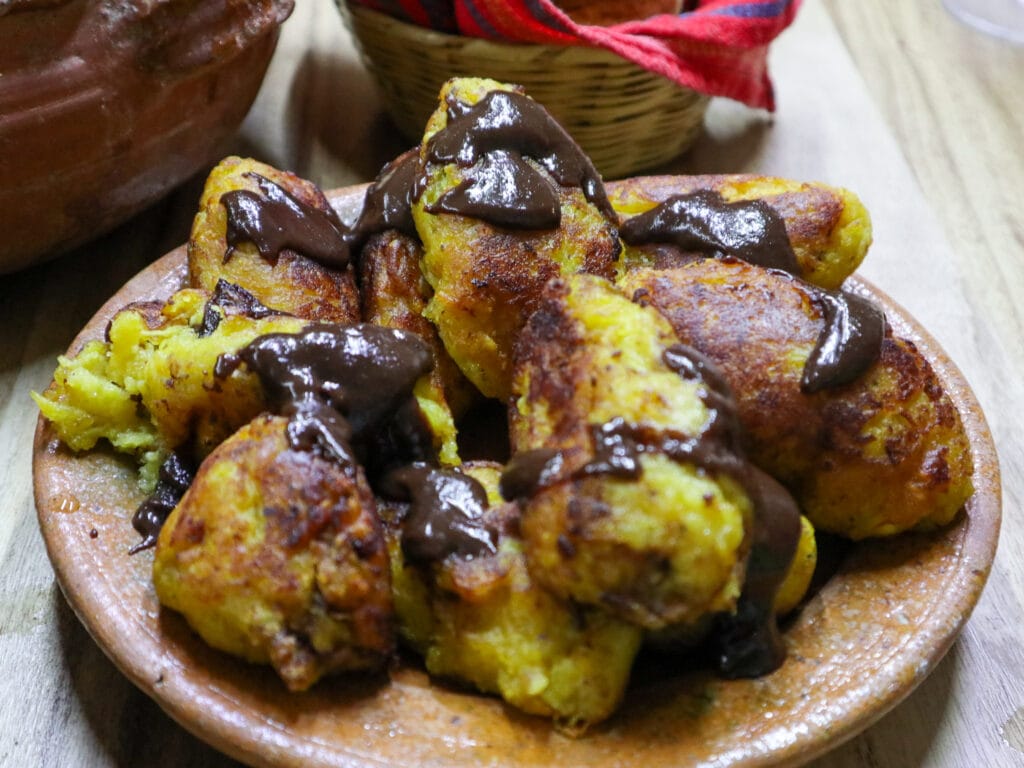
[2,0,1023,766]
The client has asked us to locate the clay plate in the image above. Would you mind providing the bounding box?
[33,183,1001,768]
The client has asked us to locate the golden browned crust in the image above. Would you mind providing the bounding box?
[154,414,394,691]
[510,276,750,628]
[417,185,619,401]
[359,230,479,420]
[414,78,621,401]
[623,260,821,463]
[188,156,361,323]
[509,279,587,451]
[620,261,974,538]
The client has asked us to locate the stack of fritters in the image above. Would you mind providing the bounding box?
[34,77,973,731]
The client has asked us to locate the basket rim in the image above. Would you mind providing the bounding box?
[338,0,712,176]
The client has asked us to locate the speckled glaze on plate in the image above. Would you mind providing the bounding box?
[33,183,1001,768]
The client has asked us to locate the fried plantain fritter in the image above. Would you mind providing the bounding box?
[383,461,641,733]
[188,156,361,323]
[154,414,393,691]
[412,77,620,401]
[509,274,753,629]
[620,261,973,539]
[359,228,478,466]
[32,287,306,488]
[609,175,871,289]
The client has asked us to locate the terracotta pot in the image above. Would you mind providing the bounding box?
[0,0,294,274]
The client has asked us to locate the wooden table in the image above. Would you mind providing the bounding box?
[2,1,1022,765]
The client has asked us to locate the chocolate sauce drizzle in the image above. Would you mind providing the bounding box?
[622,187,887,393]
[801,287,886,393]
[499,448,565,501]
[130,323,437,553]
[348,149,422,242]
[221,173,352,267]
[198,279,285,337]
[664,348,801,676]
[219,89,616,263]
[130,452,194,554]
[421,89,615,229]
[220,152,430,277]
[499,345,746,498]
[129,316,504,569]
[664,349,802,676]
[380,463,498,565]
[619,190,800,275]
[715,466,802,677]
[215,323,435,474]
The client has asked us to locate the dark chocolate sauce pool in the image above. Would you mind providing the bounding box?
[349,149,421,242]
[219,88,617,266]
[620,190,800,275]
[222,153,430,274]
[622,188,888,397]
[801,287,886,393]
[715,466,802,677]
[221,173,351,268]
[500,345,744,498]
[131,323,438,553]
[130,452,194,553]
[215,323,435,473]
[421,89,615,229]
[667,345,801,675]
[381,463,498,565]
[500,448,565,501]
[622,186,887,393]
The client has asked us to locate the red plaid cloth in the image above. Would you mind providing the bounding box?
[351,0,800,110]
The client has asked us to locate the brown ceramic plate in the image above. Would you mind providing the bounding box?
[33,184,1001,768]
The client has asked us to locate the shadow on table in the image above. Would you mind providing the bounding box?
[285,50,410,183]
[656,100,776,177]
[1,177,204,379]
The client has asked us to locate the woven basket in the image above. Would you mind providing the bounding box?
[339,3,709,179]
